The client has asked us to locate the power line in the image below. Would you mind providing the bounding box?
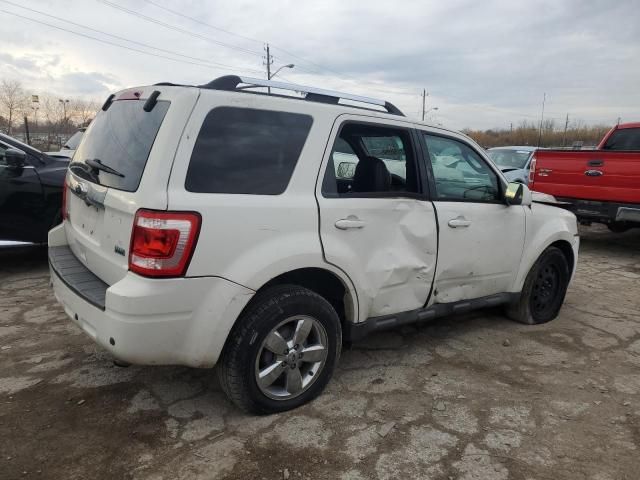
[140,0,264,46]
[0,0,264,75]
[138,0,358,82]
[0,8,262,75]
[96,0,263,58]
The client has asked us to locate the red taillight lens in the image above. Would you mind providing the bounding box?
[129,209,201,277]
[528,154,537,186]
[62,173,69,220]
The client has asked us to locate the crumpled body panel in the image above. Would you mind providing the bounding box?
[318,197,438,320]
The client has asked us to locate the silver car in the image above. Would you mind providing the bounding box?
[487,146,536,185]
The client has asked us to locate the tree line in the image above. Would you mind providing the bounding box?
[0,78,101,150]
[463,119,613,149]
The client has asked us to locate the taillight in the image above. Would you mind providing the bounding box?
[528,154,537,187]
[129,209,201,278]
[62,173,70,220]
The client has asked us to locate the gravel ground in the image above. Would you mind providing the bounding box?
[1,225,639,480]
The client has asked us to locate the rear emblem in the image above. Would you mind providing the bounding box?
[114,245,126,256]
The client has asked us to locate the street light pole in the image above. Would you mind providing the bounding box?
[59,98,69,134]
[424,106,439,121]
[270,63,295,81]
[264,43,294,94]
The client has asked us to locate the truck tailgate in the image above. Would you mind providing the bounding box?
[531,150,640,204]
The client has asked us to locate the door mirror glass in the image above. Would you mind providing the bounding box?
[505,182,523,205]
[505,182,532,206]
[4,148,26,168]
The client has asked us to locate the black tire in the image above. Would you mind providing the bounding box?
[506,246,570,325]
[607,223,630,233]
[218,284,342,414]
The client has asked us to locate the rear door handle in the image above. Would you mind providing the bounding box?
[448,216,471,228]
[585,170,603,177]
[335,216,366,230]
[587,159,604,167]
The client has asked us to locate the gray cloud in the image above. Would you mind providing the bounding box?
[0,0,637,129]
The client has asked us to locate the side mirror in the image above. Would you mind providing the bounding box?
[505,182,532,206]
[4,148,26,168]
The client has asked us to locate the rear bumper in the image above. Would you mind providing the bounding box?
[48,224,255,367]
[555,197,640,226]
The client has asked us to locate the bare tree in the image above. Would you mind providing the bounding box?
[70,98,100,127]
[0,79,27,135]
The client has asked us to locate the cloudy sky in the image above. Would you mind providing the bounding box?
[0,0,638,130]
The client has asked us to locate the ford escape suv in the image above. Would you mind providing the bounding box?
[49,75,579,413]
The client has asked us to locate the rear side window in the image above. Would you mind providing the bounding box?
[602,128,640,150]
[72,100,170,192]
[186,107,313,195]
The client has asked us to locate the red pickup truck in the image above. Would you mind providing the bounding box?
[529,122,640,232]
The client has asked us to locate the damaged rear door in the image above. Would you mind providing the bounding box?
[316,115,437,321]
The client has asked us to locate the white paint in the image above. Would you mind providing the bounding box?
[48,83,579,373]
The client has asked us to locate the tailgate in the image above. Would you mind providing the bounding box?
[531,150,640,204]
[64,86,199,285]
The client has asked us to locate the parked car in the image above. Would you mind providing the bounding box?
[48,76,579,413]
[46,128,86,159]
[0,133,68,243]
[530,122,640,232]
[487,146,536,184]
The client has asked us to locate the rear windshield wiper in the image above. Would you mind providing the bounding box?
[69,161,100,183]
[85,158,125,178]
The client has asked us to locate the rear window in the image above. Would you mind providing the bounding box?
[71,100,170,192]
[185,107,313,195]
[602,128,640,151]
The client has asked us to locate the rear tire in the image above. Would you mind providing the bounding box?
[218,285,341,414]
[506,246,570,325]
[607,223,630,233]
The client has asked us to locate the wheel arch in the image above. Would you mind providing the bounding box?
[253,267,357,333]
[549,239,575,274]
[512,229,577,293]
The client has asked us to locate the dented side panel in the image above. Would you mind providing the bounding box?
[315,114,438,322]
[319,197,438,321]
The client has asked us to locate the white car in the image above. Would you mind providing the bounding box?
[48,76,579,413]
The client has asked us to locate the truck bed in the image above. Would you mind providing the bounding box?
[530,150,640,204]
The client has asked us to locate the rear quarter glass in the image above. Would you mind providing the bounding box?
[71,100,170,192]
[185,107,313,195]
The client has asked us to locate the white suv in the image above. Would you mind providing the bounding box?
[48,76,579,413]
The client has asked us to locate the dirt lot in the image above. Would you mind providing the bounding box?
[1,225,639,480]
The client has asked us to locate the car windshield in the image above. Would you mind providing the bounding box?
[488,149,531,169]
[71,99,170,191]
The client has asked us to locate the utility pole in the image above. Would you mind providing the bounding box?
[562,113,569,147]
[510,122,513,135]
[537,92,546,147]
[422,89,427,121]
[264,43,273,94]
[617,116,621,126]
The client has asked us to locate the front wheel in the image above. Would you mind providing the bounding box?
[218,285,341,414]
[506,246,570,325]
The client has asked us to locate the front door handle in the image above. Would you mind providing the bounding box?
[585,169,603,177]
[335,216,366,230]
[448,216,471,228]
